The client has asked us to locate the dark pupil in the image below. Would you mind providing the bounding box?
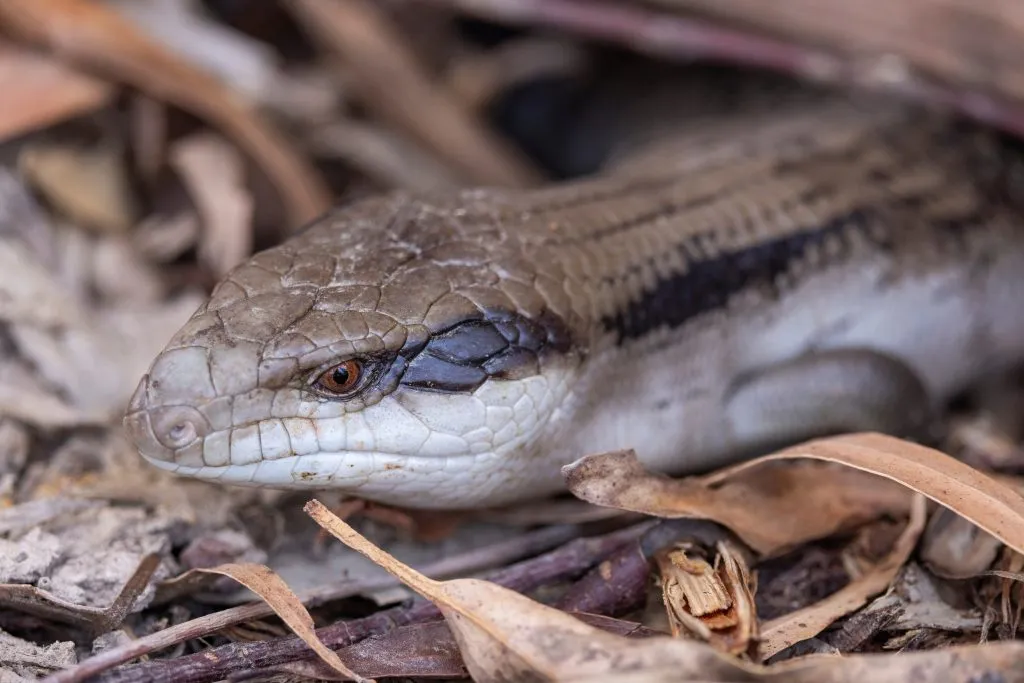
[332,366,350,386]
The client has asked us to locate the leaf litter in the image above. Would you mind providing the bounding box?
[0,2,1024,682]
[306,498,1024,682]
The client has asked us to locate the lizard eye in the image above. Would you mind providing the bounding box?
[313,359,363,396]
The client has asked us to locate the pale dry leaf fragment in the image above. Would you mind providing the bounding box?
[564,448,912,556]
[305,499,763,683]
[287,0,541,187]
[308,120,462,192]
[185,563,369,682]
[0,553,162,633]
[947,412,1024,471]
[131,211,200,263]
[260,65,343,124]
[0,239,82,328]
[0,498,102,537]
[88,235,165,305]
[0,627,76,679]
[103,0,281,101]
[19,143,137,235]
[759,495,927,658]
[885,563,983,634]
[0,360,105,428]
[169,132,253,276]
[11,295,203,418]
[920,506,1002,579]
[0,167,58,269]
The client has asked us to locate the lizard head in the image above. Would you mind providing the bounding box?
[123,193,585,508]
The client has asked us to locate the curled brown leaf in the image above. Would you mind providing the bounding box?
[564,433,1024,558]
[563,446,912,556]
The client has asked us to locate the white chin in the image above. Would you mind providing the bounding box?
[139,448,558,508]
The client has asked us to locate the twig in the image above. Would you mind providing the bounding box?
[45,523,582,683]
[286,0,541,188]
[556,519,736,615]
[91,521,652,683]
[254,519,720,681]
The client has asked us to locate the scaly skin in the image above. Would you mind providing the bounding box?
[124,95,1024,508]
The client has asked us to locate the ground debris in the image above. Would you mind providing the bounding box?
[0,628,76,680]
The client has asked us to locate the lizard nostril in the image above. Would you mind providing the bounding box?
[150,406,210,451]
[167,421,197,446]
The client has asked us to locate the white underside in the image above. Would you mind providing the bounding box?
[563,240,1024,479]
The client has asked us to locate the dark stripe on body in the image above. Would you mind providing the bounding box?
[602,202,990,342]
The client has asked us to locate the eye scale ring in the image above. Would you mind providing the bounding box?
[313,359,363,396]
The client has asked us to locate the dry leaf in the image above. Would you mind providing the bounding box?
[104,0,281,101]
[0,554,160,633]
[305,499,761,683]
[19,143,137,234]
[759,495,928,658]
[306,499,1024,683]
[564,449,912,556]
[565,432,1024,557]
[0,240,82,328]
[0,0,329,229]
[169,132,253,276]
[88,235,165,305]
[287,0,540,187]
[0,167,58,269]
[713,433,1024,554]
[0,39,113,142]
[131,211,200,263]
[186,563,369,682]
[0,360,105,428]
[11,296,203,418]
